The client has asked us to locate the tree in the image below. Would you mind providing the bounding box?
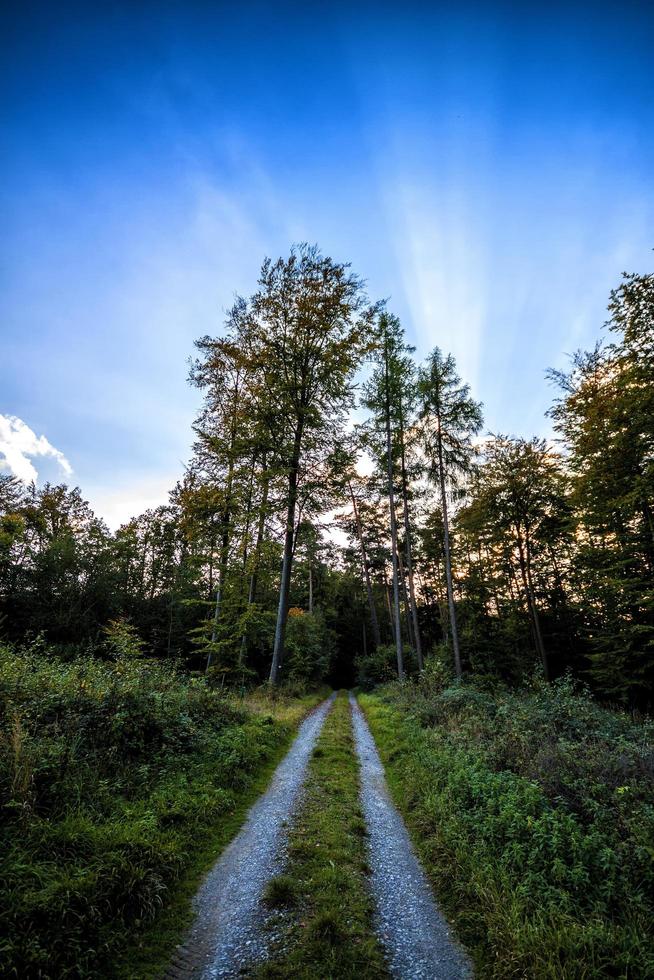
[548,271,654,702]
[474,436,568,680]
[241,245,375,684]
[362,313,417,681]
[418,348,483,678]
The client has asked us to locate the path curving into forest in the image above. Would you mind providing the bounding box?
[350,693,473,980]
[166,694,335,980]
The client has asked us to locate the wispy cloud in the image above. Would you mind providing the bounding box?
[0,415,72,484]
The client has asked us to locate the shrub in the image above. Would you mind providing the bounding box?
[0,643,295,977]
[283,611,332,685]
[361,675,654,977]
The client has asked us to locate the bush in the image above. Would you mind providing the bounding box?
[283,611,333,685]
[355,642,417,689]
[361,675,654,977]
[0,643,296,977]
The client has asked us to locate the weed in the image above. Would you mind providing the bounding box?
[264,875,300,908]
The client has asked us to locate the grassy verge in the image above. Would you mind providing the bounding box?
[360,674,654,979]
[0,643,324,978]
[256,691,388,980]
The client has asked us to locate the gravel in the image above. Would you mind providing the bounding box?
[166,694,335,979]
[350,693,473,980]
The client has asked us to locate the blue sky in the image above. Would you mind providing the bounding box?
[1,0,652,527]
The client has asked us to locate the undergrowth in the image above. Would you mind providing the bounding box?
[0,642,320,978]
[360,669,654,978]
[256,691,388,979]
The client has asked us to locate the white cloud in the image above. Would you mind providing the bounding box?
[85,475,175,530]
[0,414,72,484]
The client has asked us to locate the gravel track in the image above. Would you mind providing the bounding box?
[350,693,473,980]
[166,694,335,979]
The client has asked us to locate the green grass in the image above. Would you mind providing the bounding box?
[360,674,654,979]
[255,691,388,980]
[0,643,323,978]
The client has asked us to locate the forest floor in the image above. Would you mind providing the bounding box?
[171,691,470,980]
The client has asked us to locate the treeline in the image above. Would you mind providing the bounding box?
[0,249,651,704]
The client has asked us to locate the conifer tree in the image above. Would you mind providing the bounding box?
[418,349,482,677]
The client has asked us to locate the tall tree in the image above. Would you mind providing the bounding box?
[241,245,375,684]
[362,313,417,680]
[474,436,568,681]
[397,365,424,669]
[548,271,654,702]
[418,348,483,677]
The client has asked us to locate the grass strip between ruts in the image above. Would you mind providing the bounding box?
[254,690,389,980]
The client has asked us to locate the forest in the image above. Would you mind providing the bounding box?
[1,247,653,978]
[1,247,652,704]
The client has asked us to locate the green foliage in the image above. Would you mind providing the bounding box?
[283,610,333,685]
[0,642,303,978]
[547,271,654,703]
[361,677,654,977]
[356,642,421,690]
[357,642,402,689]
[102,617,145,659]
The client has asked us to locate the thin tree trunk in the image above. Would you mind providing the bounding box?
[524,529,549,680]
[308,565,313,614]
[383,328,404,681]
[397,546,414,648]
[398,400,424,669]
[208,515,215,596]
[239,461,269,667]
[207,482,233,673]
[247,462,269,607]
[383,567,394,638]
[206,377,242,673]
[239,456,257,590]
[349,482,382,646]
[269,428,303,685]
[516,530,549,679]
[436,412,462,678]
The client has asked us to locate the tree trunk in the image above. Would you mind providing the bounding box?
[269,428,303,684]
[207,380,241,673]
[239,456,257,589]
[239,460,269,667]
[383,328,404,681]
[436,412,462,678]
[398,400,424,669]
[207,486,233,673]
[524,529,549,680]
[383,568,394,638]
[517,529,549,680]
[397,546,414,648]
[308,565,313,614]
[349,482,381,647]
[247,462,269,607]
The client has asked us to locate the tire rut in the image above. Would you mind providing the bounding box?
[165,694,335,979]
[349,693,473,980]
